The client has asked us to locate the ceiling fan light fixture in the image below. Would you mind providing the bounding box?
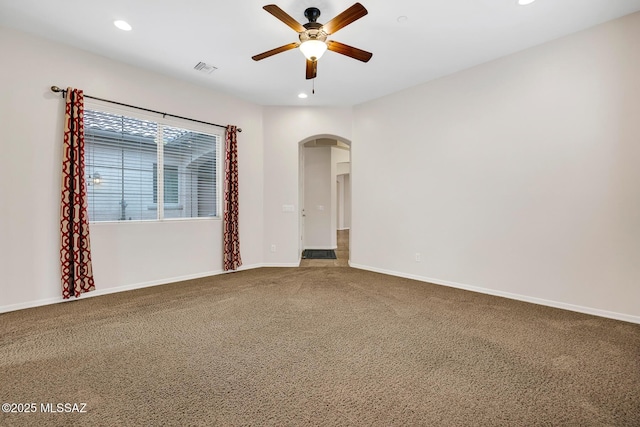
[299,40,328,62]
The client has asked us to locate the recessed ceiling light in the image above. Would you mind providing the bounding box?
[113,20,132,31]
[517,0,536,5]
[298,93,308,99]
[397,16,408,24]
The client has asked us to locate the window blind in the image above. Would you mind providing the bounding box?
[84,109,220,222]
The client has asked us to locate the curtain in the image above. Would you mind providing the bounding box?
[60,88,95,298]
[223,125,242,271]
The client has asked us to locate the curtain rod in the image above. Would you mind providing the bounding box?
[50,86,242,132]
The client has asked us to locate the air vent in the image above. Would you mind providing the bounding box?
[193,62,217,74]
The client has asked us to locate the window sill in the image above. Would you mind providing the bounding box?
[89,217,222,225]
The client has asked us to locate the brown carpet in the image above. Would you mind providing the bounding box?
[1,267,639,426]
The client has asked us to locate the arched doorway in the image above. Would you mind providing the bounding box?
[298,135,351,266]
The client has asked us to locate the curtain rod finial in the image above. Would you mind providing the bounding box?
[51,85,63,93]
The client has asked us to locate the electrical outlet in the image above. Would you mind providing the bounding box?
[415,253,421,262]
[270,244,276,253]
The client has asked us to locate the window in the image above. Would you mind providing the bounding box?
[84,108,220,222]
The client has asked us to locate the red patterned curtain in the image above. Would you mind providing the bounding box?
[223,125,242,271]
[60,88,95,298]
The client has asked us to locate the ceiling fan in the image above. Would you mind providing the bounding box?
[252,3,373,80]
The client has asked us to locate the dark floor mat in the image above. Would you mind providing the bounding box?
[302,249,337,259]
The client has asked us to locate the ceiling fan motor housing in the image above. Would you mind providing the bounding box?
[299,24,327,42]
[304,7,321,23]
[300,7,327,47]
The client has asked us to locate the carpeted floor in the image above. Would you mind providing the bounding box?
[1,267,639,426]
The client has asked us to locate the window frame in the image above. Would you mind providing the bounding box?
[153,163,180,205]
[84,99,222,223]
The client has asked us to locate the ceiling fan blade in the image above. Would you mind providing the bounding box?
[322,3,368,35]
[263,4,306,33]
[326,40,372,62]
[306,59,317,80]
[252,42,300,61]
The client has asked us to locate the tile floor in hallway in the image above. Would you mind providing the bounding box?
[299,230,349,267]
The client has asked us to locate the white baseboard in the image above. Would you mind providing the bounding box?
[1,296,67,315]
[8,262,637,325]
[0,263,266,314]
[348,263,640,325]
[338,228,350,231]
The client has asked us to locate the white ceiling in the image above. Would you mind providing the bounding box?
[1,0,639,107]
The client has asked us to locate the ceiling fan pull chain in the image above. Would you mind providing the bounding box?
[313,78,315,95]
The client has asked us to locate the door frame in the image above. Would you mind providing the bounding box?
[298,135,351,261]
